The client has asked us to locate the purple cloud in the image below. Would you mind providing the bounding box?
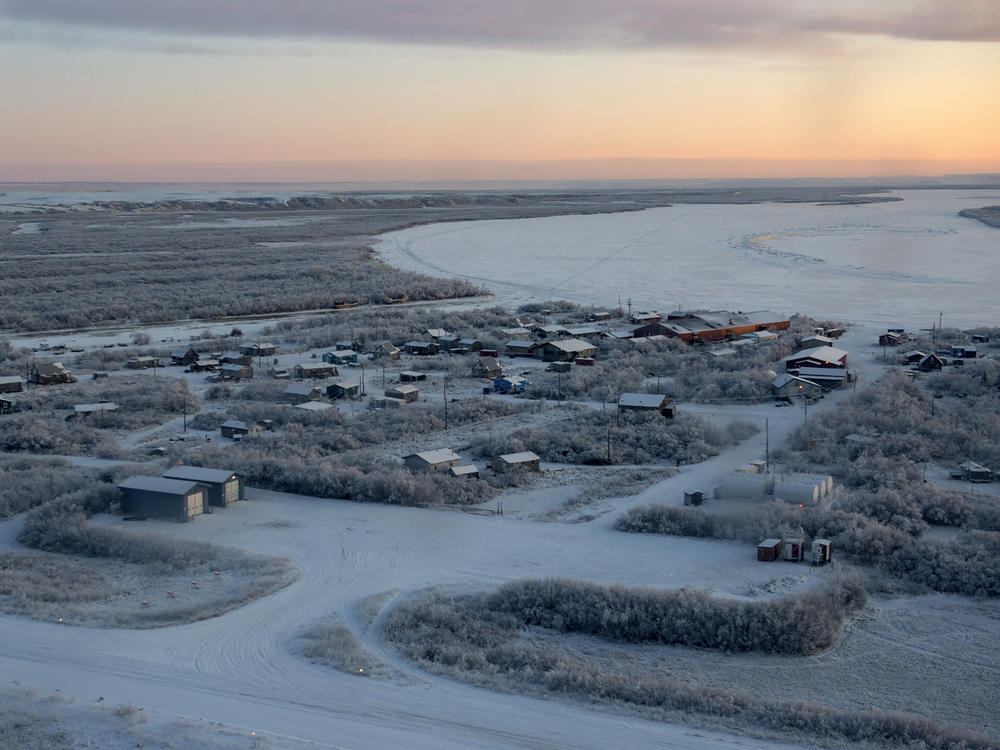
[2,0,998,49]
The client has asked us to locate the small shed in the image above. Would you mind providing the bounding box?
[372,342,401,360]
[683,489,705,506]
[399,370,427,382]
[491,451,541,473]
[326,381,361,400]
[494,375,527,394]
[403,448,461,473]
[119,475,207,521]
[782,537,806,562]
[811,539,832,565]
[31,362,73,385]
[162,465,244,507]
[757,538,783,562]
[220,419,250,438]
[385,384,419,403]
[170,347,200,366]
[126,356,158,369]
[956,461,992,482]
[916,353,944,372]
[189,359,220,372]
[539,338,596,362]
[449,464,480,479]
[480,348,499,358]
[545,361,571,373]
[294,400,334,412]
[323,350,358,365]
[471,358,502,379]
[618,393,674,417]
[0,376,24,394]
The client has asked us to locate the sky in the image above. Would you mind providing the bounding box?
[1,1,999,182]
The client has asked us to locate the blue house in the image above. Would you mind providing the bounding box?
[494,375,528,394]
[323,350,358,365]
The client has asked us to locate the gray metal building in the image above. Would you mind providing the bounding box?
[119,475,208,521]
[162,465,244,507]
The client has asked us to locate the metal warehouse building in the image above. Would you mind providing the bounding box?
[161,465,244,507]
[119,475,208,521]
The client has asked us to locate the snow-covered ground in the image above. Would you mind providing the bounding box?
[378,189,1000,329]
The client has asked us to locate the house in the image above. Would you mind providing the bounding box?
[499,327,532,338]
[456,338,482,353]
[283,384,322,403]
[335,340,358,351]
[126,356,158,369]
[170,347,200,366]
[782,346,848,371]
[771,373,823,399]
[436,335,462,351]
[630,311,661,324]
[294,362,338,379]
[239,342,275,358]
[385,384,419,403]
[30,362,73,385]
[799,334,834,348]
[494,375,527,394]
[295,400,334,412]
[480,348,499,358]
[220,363,253,380]
[705,347,738,359]
[220,419,250,438]
[326,380,361,400]
[323,350,358,365]
[491,451,541,473]
[72,402,118,418]
[0,376,24,393]
[399,370,427,382]
[219,351,252,366]
[162,465,244,507]
[449,464,480,478]
[916,353,944,372]
[683,489,705,506]
[587,311,613,321]
[757,539,783,562]
[954,461,993,482]
[425,328,450,340]
[189,358,220,372]
[505,340,539,357]
[563,326,603,340]
[617,393,675,417]
[404,341,438,356]
[471,358,502,379]
[950,345,978,359]
[119,475,207,522]
[660,310,790,343]
[403,448,462,473]
[545,361,571,373]
[539,338,596,362]
[793,366,850,389]
[631,322,670,339]
[879,331,905,346]
[901,350,926,364]
[372,342,401,360]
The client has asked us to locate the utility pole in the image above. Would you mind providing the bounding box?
[803,397,808,444]
[557,371,562,406]
[765,417,770,473]
[627,297,632,321]
[182,391,188,433]
[443,376,449,429]
[360,363,366,396]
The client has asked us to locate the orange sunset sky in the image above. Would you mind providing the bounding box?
[1,1,999,181]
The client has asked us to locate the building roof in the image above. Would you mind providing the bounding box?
[375,341,400,352]
[387,384,419,395]
[34,362,67,376]
[794,366,847,381]
[220,363,249,372]
[497,374,527,385]
[297,362,334,370]
[221,419,249,430]
[407,448,461,465]
[545,338,595,353]
[425,328,449,338]
[328,380,359,390]
[284,384,318,396]
[405,340,435,348]
[500,327,532,336]
[450,464,479,476]
[163,466,238,484]
[782,346,848,364]
[618,393,668,409]
[759,538,782,547]
[0,376,23,385]
[295,401,334,411]
[505,340,537,349]
[705,347,737,358]
[74,402,118,413]
[772,373,821,389]
[497,451,541,464]
[119,475,203,495]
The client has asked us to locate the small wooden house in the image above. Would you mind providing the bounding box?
[471,358,502,379]
[618,393,674,417]
[757,538,783,562]
[170,347,200,366]
[771,373,823,399]
[916,353,944,372]
[219,351,252,366]
[31,362,73,385]
[323,350,358,365]
[119,475,207,521]
[372,342,401,360]
[539,338,596,362]
[683,489,705,506]
[399,370,427,382]
[404,341,438,356]
[283,384,322,403]
[0,376,24,393]
[449,464,480,478]
[505,340,538,357]
[782,346,848,371]
[239,342,276,358]
[491,451,541,473]
[294,362,338,379]
[0,397,12,414]
[403,448,461,474]
[326,380,361,400]
[385,384,419,403]
[493,375,527,394]
[126,356,159,369]
[220,419,250,438]
[189,359,220,372]
[220,363,253,380]
[782,537,805,562]
[811,539,832,565]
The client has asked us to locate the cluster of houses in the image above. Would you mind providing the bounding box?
[402,447,542,479]
[167,342,276,381]
[118,465,244,521]
[878,329,992,372]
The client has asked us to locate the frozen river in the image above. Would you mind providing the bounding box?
[378,189,1000,329]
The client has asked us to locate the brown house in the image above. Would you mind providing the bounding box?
[31,362,73,385]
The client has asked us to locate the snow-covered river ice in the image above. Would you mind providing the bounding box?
[378,189,1000,329]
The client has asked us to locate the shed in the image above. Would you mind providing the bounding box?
[480,348,499,358]
[220,419,250,438]
[782,537,806,562]
[457,338,482,353]
[404,341,438,356]
[683,489,705,506]
[471,358,502,379]
[295,400,334,412]
[368,396,404,409]
[294,362,338,379]
[491,451,541,473]
[505,340,539,357]
[618,393,674,417]
[283,384,321,403]
[916,353,944,372]
[545,361,571,373]
[782,346,848,371]
[493,375,527,394]
[0,397,11,414]
[162,465,244,507]
[403,448,462,473]
[189,359,220,372]
[323,350,358,365]
[811,539,832,565]
[792,366,849,389]
[0,376,24,393]
[31,362,73,385]
[326,380,361,400]
[757,539,783,562]
[539,338,596,362]
[73,402,118,416]
[957,461,992,482]
[399,370,427,382]
[170,347,200,366]
[119,475,207,521]
[239,342,276,357]
[800,334,834,348]
[372,342,401,360]
[449,464,480,478]
[126,356,158,369]
[385,384,419,402]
